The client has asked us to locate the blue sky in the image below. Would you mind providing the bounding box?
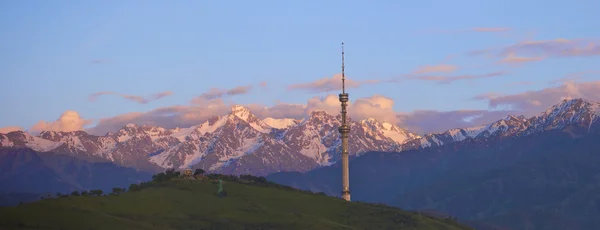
[1,0,600,134]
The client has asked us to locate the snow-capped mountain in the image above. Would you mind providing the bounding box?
[402,98,600,150]
[2,98,599,176]
[520,98,600,135]
[0,105,420,176]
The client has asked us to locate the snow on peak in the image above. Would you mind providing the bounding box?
[196,116,227,135]
[231,105,251,121]
[358,118,419,144]
[262,117,298,129]
[11,132,63,152]
[228,105,272,133]
[541,98,596,118]
[381,122,393,130]
[519,98,600,135]
[170,126,198,141]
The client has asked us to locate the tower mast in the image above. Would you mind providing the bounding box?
[338,42,351,201]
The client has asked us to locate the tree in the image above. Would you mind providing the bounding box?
[256,176,267,184]
[152,172,167,182]
[89,189,103,196]
[81,191,89,196]
[165,168,177,178]
[112,187,125,195]
[194,168,206,176]
[71,191,80,196]
[129,183,141,192]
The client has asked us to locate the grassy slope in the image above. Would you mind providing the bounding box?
[0,180,472,230]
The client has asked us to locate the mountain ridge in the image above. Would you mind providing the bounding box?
[1,98,599,176]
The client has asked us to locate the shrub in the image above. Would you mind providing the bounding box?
[129,184,141,192]
[89,189,103,196]
[111,187,126,195]
[193,169,206,176]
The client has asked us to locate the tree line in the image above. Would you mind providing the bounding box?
[45,168,326,200]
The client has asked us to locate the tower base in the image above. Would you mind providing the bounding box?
[342,193,351,201]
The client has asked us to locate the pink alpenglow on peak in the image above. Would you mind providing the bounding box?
[0,126,23,134]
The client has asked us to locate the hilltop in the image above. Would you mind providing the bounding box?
[0,173,471,230]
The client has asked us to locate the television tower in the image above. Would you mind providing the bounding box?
[339,42,351,201]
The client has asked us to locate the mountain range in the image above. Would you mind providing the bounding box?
[1,105,422,176]
[2,99,598,177]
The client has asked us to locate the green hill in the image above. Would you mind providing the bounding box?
[0,174,472,230]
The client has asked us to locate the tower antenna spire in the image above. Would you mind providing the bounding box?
[342,42,346,94]
[338,42,351,202]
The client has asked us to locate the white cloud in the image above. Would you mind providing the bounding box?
[29,111,93,134]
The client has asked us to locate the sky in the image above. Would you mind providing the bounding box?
[1,0,600,135]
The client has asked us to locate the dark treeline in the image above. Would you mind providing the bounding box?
[43,169,327,201]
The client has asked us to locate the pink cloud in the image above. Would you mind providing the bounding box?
[474,38,600,61]
[86,94,402,135]
[473,80,600,116]
[499,52,544,64]
[29,111,93,135]
[408,71,506,84]
[89,91,172,104]
[413,64,458,74]
[0,126,23,134]
[191,85,253,103]
[57,81,600,136]
[401,81,600,133]
[470,92,504,101]
[466,38,600,67]
[287,74,383,93]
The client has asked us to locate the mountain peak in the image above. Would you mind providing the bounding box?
[503,114,526,122]
[309,110,334,119]
[231,105,252,121]
[542,98,599,117]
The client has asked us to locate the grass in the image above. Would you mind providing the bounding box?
[0,178,472,230]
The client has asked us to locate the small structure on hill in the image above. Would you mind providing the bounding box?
[217,179,227,197]
[182,167,194,179]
